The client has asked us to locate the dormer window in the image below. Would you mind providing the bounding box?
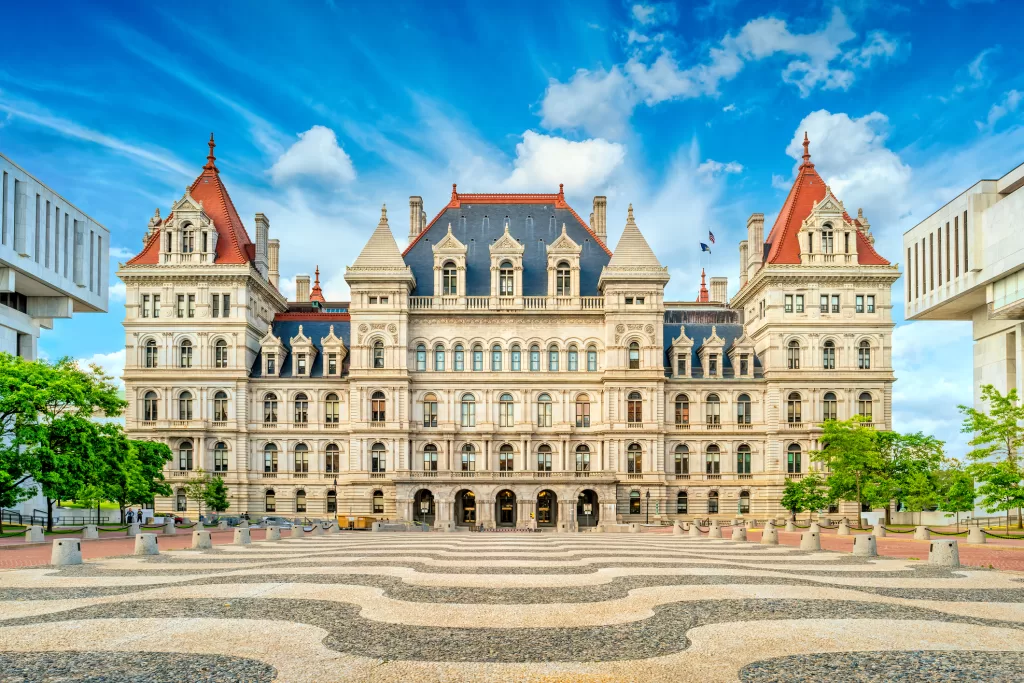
[676,355,686,376]
[499,261,514,296]
[556,261,571,296]
[708,354,718,375]
[182,229,195,253]
[822,224,834,253]
[328,354,338,375]
[266,353,276,375]
[443,262,457,295]
[297,353,307,375]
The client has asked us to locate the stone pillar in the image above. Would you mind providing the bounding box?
[162,520,176,535]
[290,525,304,538]
[134,533,159,555]
[800,531,820,551]
[853,534,877,557]
[837,520,851,536]
[809,522,821,533]
[311,524,324,536]
[928,539,960,568]
[25,525,44,543]
[913,525,930,540]
[731,527,747,542]
[784,520,796,533]
[760,526,779,545]
[192,530,213,549]
[967,526,986,544]
[673,520,686,535]
[689,524,701,538]
[233,528,251,545]
[83,525,99,540]
[709,524,722,539]
[265,526,281,541]
[873,523,886,537]
[127,522,141,537]
[51,538,82,566]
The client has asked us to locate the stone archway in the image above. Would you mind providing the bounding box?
[413,489,435,526]
[537,490,557,528]
[577,489,599,527]
[455,489,477,526]
[496,489,516,527]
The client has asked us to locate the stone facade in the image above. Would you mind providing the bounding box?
[118,137,899,528]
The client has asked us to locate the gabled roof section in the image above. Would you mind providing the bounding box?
[350,205,409,269]
[606,205,661,268]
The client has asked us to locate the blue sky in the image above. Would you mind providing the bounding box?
[2,0,1022,452]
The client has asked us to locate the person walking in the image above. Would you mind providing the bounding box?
[126,509,135,524]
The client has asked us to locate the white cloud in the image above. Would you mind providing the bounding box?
[941,46,999,102]
[108,281,126,301]
[504,131,626,194]
[627,29,650,45]
[976,90,1022,132]
[78,349,126,390]
[842,30,900,68]
[722,103,736,112]
[109,246,136,260]
[539,66,637,139]
[632,4,658,25]
[771,173,790,190]
[697,159,743,176]
[270,125,356,186]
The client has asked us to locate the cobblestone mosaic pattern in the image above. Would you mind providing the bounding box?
[1,533,1022,681]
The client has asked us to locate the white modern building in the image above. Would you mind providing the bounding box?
[0,152,109,359]
[903,161,1024,405]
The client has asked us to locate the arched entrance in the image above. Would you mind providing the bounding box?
[577,489,599,527]
[413,489,435,526]
[496,489,516,527]
[537,490,557,527]
[455,489,476,526]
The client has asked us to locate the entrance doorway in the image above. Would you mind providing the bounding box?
[577,489,599,527]
[537,490,557,527]
[496,489,516,527]
[413,489,435,526]
[455,489,476,526]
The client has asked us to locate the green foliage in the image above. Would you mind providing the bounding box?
[960,385,1024,528]
[0,355,44,524]
[184,469,211,518]
[780,478,804,518]
[131,440,173,502]
[87,424,150,523]
[204,476,230,513]
[780,475,831,521]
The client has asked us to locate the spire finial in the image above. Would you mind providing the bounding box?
[451,183,458,201]
[314,266,320,284]
[204,132,217,172]
[802,131,811,164]
[381,204,387,220]
[558,183,564,199]
[697,268,709,303]
[447,222,453,234]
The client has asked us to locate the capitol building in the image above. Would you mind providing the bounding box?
[117,134,899,529]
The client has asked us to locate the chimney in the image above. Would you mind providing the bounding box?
[746,213,764,280]
[409,196,424,241]
[710,277,728,304]
[295,275,310,303]
[254,213,270,278]
[738,241,748,288]
[268,239,280,288]
[591,196,607,238]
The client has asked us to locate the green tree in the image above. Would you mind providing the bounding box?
[940,467,976,531]
[780,478,804,521]
[800,474,832,523]
[204,476,230,514]
[959,385,1024,528]
[812,418,880,517]
[869,431,945,524]
[902,469,941,526]
[972,460,1024,534]
[0,354,48,532]
[132,440,173,508]
[90,425,149,523]
[183,468,210,519]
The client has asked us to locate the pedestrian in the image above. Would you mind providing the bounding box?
[126,509,134,524]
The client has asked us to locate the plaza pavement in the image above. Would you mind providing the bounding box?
[0,531,1022,681]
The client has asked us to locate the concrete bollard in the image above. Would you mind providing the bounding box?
[809,522,821,533]
[134,533,159,556]
[709,525,723,539]
[761,526,779,545]
[265,526,281,541]
[837,521,851,536]
[914,525,930,540]
[240,520,250,529]
[745,519,757,529]
[217,520,229,530]
[127,522,140,537]
[194,521,205,531]
[689,524,702,538]
[784,521,796,533]
[25,525,45,543]
[873,524,886,538]
[628,523,641,533]
[290,525,304,538]
[853,534,877,557]
[162,520,177,535]
[310,524,324,537]
[191,530,213,549]
[800,531,821,551]
[673,521,686,535]
[967,526,986,544]
[51,538,83,566]
[731,527,747,542]
[233,527,251,545]
[83,524,99,540]
[929,539,960,568]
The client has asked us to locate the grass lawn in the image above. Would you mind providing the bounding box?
[61,501,121,510]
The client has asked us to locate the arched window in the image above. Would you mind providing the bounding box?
[548,344,559,371]
[708,490,719,514]
[423,444,438,471]
[537,393,553,427]
[499,443,514,471]
[677,491,688,514]
[575,444,591,471]
[265,489,276,513]
[510,344,522,371]
[442,260,458,295]
[370,391,386,423]
[858,340,871,369]
[821,226,834,254]
[587,346,598,372]
[325,393,340,425]
[460,393,476,427]
[537,444,553,471]
[178,391,193,421]
[327,490,337,513]
[739,490,750,514]
[568,345,579,371]
[575,394,591,427]
[172,487,186,511]
[263,443,278,473]
[787,392,802,423]
[179,339,193,368]
[294,443,309,473]
[454,344,465,371]
[434,344,445,371]
[181,227,195,253]
[296,489,307,513]
[627,391,643,424]
[705,444,721,474]
[629,490,641,514]
[556,260,571,296]
[214,339,228,368]
[263,393,278,424]
[143,391,158,422]
[674,393,690,426]
[529,344,541,371]
[822,392,838,421]
[491,344,502,371]
[858,392,873,421]
[499,393,515,427]
[787,340,800,369]
[422,392,438,428]
[372,340,385,369]
[472,344,483,371]
[823,340,836,370]
[674,444,689,474]
[736,393,751,424]
[627,442,642,473]
[178,440,193,470]
[372,489,384,514]
[416,344,426,371]
[498,260,515,296]
[787,443,802,473]
[294,393,308,424]
[325,444,340,474]
[371,442,386,473]
[628,341,640,369]
[213,390,228,422]
[145,339,158,368]
[705,393,721,425]
[737,444,751,475]
[461,443,476,471]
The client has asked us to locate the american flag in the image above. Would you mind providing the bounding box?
[708,230,716,244]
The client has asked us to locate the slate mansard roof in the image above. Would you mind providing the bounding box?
[402,186,611,296]
[250,318,351,379]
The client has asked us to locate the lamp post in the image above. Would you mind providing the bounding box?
[645,490,651,524]
[420,499,430,528]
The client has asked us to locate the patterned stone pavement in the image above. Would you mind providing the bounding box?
[1,533,1023,682]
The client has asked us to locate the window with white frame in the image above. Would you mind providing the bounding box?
[178,391,193,421]
[264,444,278,473]
[674,444,688,474]
[627,391,643,424]
[511,344,521,371]
[179,340,193,368]
[145,339,158,368]
[499,393,515,427]
[214,442,228,472]
[705,393,721,425]
[461,394,475,427]
[454,344,465,371]
[416,344,426,371]
[575,394,590,427]
[822,392,837,421]
[568,345,578,371]
[143,391,158,421]
[858,341,871,369]
[178,440,193,470]
[434,344,445,371]
[294,393,308,424]
[575,444,591,471]
[628,341,640,369]
[705,445,720,474]
[736,393,751,424]
[214,339,228,368]
[213,390,228,422]
[423,444,438,471]
[787,392,802,423]
[263,394,278,424]
[325,393,340,424]
[537,393,553,427]
[823,340,836,370]
[491,344,502,371]
[627,442,642,473]
[422,393,438,427]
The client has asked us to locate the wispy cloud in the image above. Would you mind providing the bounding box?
[975,89,1021,132]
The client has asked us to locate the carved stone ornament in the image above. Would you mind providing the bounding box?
[388,323,397,334]
[615,324,625,333]
[359,323,369,333]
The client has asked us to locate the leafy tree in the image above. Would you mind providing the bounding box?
[940,467,976,531]
[959,385,1024,528]
[184,469,211,519]
[869,431,945,524]
[90,425,149,523]
[132,440,173,508]
[800,474,832,522]
[204,476,230,514]
[812,418,880,516]
[780,478,804,521]
[972,460,1024,534]
[0,354,47,532]
[902,469,941,526]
